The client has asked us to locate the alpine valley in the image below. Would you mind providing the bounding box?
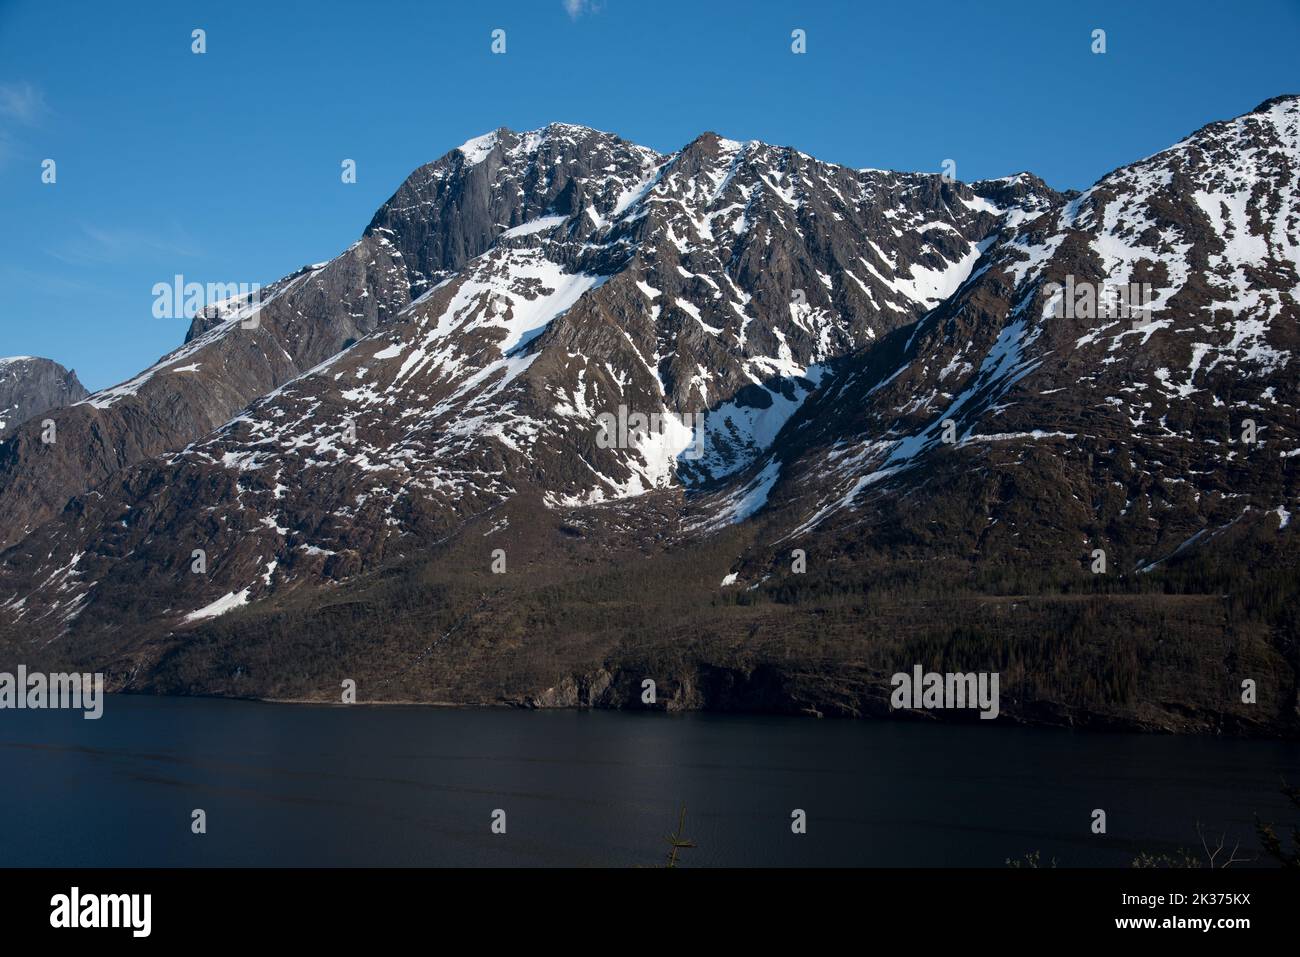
[2,97,1298,735]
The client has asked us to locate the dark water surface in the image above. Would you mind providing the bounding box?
[1,695,1296,867]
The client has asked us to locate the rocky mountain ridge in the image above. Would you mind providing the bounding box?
[1,102,1296,735]
[0,357,87,440]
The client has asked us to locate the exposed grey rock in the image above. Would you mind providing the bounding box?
[0,357,88,440]
[1,102,1296,734]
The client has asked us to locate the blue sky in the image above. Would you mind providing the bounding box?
[1,0,1297,391]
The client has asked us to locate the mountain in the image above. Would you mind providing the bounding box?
[0,357,87,439]
[1,102,1296,735]
[723,95,1300,561]
[0,260,408,551]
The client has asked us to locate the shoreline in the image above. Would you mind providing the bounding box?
[90,689,1300,740]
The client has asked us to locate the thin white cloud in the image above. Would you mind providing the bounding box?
[563,0,600,19]
[45,223,204,267]
[0,81,46,124]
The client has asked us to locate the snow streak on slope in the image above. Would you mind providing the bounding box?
[0,118,1067,631]
[772,96,1300,541]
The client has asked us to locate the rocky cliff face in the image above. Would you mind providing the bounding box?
[1,103,1296,735]
[0,245,412,551]
[729,95,1300,566]
[0,122,1053,626]
[0,357,87,439]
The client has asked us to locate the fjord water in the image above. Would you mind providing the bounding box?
[1,695,1296,867]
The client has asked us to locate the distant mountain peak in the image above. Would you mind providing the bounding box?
[2,100,1296,737]
[0,356,87,439]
